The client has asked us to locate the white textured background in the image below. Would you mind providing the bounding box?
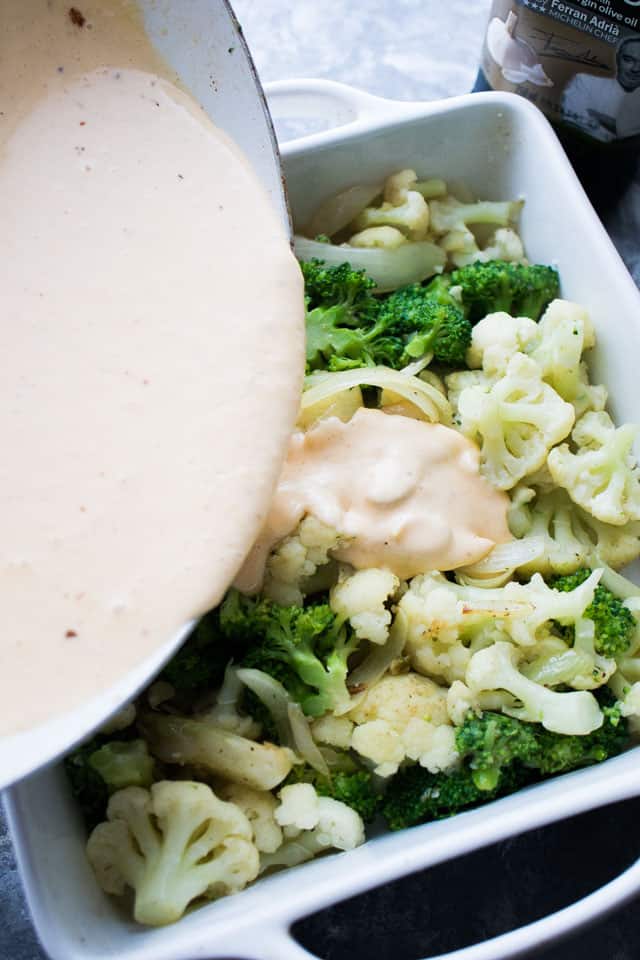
[233,0,490,101]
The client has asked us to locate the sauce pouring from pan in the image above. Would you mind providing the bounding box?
[0,0,304,789]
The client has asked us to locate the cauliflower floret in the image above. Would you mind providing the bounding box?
[349,670,450,727]
[445,369,494,422]
[466,641,603,735]
[259,783,365,872]
[399,572,524,683]
[446,680,476,726]
[384,169,422,206]
[502,569,602,648]
[352,718,458,777]
[466,312,539,376]
[429,196,523,267]
[609,670,640,732]
[350,719,405,776]
[579,514,640,569]
[86,782,259,926]
[521,620,616,691]
[349,169,430,241]
[508,486,592,577]
[457,352,575,490]
[274,782,321,831]
[507,484,640,576]
[527,300,597,406]
[399,569,603,689]
[572,363,608,420]
[264,516,342,605]
[330,568,400,645]
[414,177,448,199]
[348,225,408,249]
[482,227,525,261]
[548,411,640,526]
[452,227,526,268]
[400,571,528,645]
[215,783,283,854]
[311,714,354,749]
[347,672,456,777]
[429,196,521,235]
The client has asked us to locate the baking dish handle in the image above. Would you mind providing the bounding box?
[227,853,640,960]
[263,78,418,149]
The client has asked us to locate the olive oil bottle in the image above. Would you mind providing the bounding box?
[474,0,640,214]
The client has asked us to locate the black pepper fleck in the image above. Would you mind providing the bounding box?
[69,7,86,27]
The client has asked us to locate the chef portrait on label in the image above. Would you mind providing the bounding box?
[562,36,640,140]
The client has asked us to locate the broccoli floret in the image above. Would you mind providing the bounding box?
[222,590,359,717]
[65,737,110,831]
[533,702,627,774]
[457,706,627,781]
[378,280,472,365]
[88,739,155,793]
[550,568,635,657]
[381,763,529,831]
[321,770,380,822]
[301,260,472,371]
[301,259,378,313]
[159,609,237,700]
[383,705,629,830]
[301,260,384,372]
[286,756,380,822]
[382,766,484,830]
[305,304,381,372]
[65,734,153,830]
[451,261,560,323]
[454,712,539,791]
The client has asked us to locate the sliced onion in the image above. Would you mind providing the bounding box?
[300,367,452,427]
[302,182,383,239]
[214,664,244,708]
[294,236,446,293]
[236,668,293,745]
[297,385,363,430]
[344,609,409,711]
[401,356,433,378]
[236,668,329,776]
[287,702,330,777]
[456,537,545,587]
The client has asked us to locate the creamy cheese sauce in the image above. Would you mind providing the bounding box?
[0,1,304,736]
[235,407,512,591]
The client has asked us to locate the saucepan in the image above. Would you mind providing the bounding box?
[5,10,640,960]
[0,0,289,794]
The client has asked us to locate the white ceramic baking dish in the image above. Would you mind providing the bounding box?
[6,78,640,960]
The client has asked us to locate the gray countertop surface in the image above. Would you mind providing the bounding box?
[2,2,639,958]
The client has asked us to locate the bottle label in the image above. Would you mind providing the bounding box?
[481,0,640,141]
